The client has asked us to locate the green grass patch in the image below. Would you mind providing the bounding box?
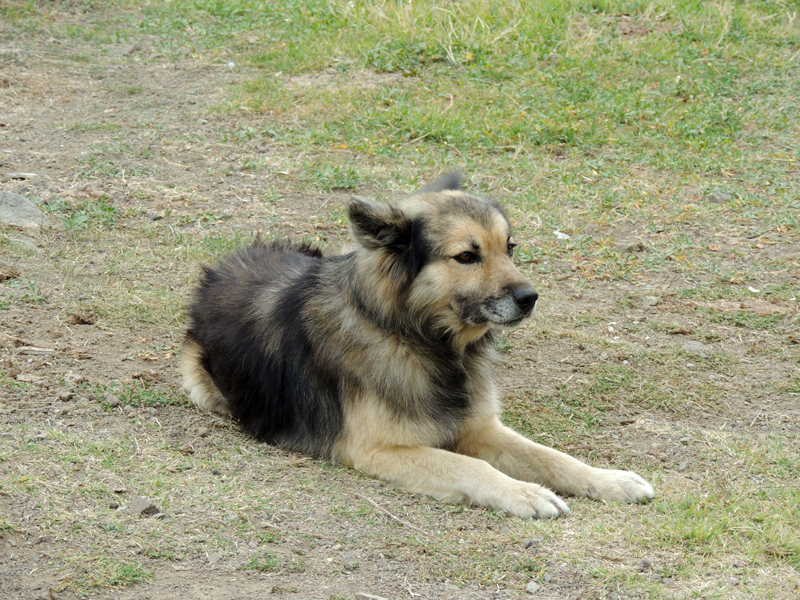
[60,556,154,595]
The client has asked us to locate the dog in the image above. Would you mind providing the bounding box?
[180,173,654,518]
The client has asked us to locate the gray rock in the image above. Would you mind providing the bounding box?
[207,552,222,564]
[641,296,661,307]
[677,461,689,472]
[525,581,541,594]
[105,394,120,407]
[0,190,50,228]
[128,496,160,517]
[616,240,647,253]
[682,340,711,359]
[637,558,652,571]
[707,190,732,204]
[0,263,21,282]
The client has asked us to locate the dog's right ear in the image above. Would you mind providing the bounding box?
[415,171,462,194]
[348,197,411,252]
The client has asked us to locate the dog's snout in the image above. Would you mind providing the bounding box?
[513,286,538,313]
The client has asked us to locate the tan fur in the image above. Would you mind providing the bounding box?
[179,338,229,415]
[183,175,655,518]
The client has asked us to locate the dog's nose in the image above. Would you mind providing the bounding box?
[513,286,538,313]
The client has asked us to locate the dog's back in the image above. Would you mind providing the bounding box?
[181,239,343,458]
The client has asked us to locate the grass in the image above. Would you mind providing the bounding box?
[1,0,799,598]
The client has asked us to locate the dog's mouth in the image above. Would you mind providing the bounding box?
[458,294,537,329]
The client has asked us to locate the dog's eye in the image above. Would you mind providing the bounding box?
[507,243,517,257]
[454,251,479,264]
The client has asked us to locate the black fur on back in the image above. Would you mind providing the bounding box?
[186,239,343,458]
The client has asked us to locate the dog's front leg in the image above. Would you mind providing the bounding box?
[455,416,655,503]
[340,443,570,519]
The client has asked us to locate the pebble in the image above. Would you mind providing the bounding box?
[706,190,732,204]
[207,552,222,564]
[58,391,75,402]
[542,573,552,582]
[525,581,541,594]
[682,340,711,359]
[636,558,652,571]
[641,296,661,307]
[197,426,210,437]
[523,538,535,549]
[127,496,160,517]
[677,461,689,472]
[615,240,646,253]
[105,394,120,407]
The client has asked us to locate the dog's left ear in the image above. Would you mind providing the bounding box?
[348,197,411,252]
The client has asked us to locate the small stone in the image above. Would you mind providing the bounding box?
[128,496,160,517]
[109,501,119,509]
[641,296,661,307]
[661,578,672,585]
[525,581,541,594]
[58,391,75,402]
[677,461,689,472]
[207,552,222,564]
[0,263,21,282]
[197,426,210,438]
[211,467,221,475]
[67,310,96,325]
[636,558,652,571]
[523,538,535,549]
[682,341,711,359]
[64,372,86,385]
[542,573,552,583]
[707,190,732,204]
[679,436,693,444]
[0,190,50,228]
[615,240,646,253]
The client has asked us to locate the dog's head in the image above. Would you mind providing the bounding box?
[348,173,537,347]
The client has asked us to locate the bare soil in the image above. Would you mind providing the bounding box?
[1,19,798,600]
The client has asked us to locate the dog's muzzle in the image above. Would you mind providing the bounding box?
[473,284,538,327]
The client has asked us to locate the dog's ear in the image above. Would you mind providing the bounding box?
[416,171,462,194]
[348,197,411,252]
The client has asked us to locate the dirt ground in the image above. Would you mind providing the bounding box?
[1,16,799,600]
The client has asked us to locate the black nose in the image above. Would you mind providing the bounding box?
[513,286,538,313]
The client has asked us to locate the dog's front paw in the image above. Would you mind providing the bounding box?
[499,482,571,519]
[585,468,655,503]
